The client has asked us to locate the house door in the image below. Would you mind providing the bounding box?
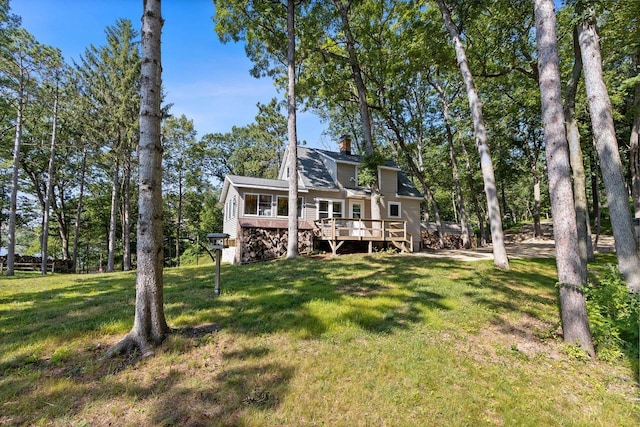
[350,201,364,236]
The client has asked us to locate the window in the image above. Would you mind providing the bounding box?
[317,199,344,219]
[277,196,304,218]
[258,195,272,216]
[244,194,258,215]
[244,193,273,216]
[332,201,343,218]
[351,203,362,219]
[231,196,236,219]
[388,202,401,218]
[319,200,329,219]
[225,196,237,221]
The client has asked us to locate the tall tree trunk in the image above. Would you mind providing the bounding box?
[334,0,381,220]
[532,165,542,238]
[577,3,640,292]
[286,0,299,259]
[41,83,59,275]
[460,137,485,246]
[590,147,601,248]
[107,158,120,272]
[123,138,132,270]
[445,107,469,248]
[564,25,594,266]
[630,57,640,218]
[535,0,594,356]
[53,191,70,260]
[431,78,470,248]
[72,143,88,272]
[6,66,25,277]
[435,0,508,268]
[175,170,183,267]
[106,0,168,358]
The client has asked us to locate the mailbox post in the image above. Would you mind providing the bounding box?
[206,233,229,296]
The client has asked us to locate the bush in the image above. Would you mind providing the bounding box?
[585,265,640,362]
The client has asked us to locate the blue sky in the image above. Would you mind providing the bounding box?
[10,0,331,148]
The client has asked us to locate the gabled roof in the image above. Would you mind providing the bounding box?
[222,146,422,200]
[297,146,339,190]
[313,148,361,164]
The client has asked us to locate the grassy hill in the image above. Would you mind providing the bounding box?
[0,253,638,425]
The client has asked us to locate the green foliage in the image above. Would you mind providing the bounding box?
[357,151,385,187]
[199,99,286,182]
[586,265,640,362]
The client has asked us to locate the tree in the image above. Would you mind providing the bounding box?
[563,25,594,267]
[434,0,509,269]
[577,0,640,292]
[429,76,470,248]
[286,0,298,259]
[199,100,287,182]
[534,0,594,356]
[162,114,197,267]
[106,0,168,357]
[1,28,44,275]
[75,18,141,273]
[40,51,64,274]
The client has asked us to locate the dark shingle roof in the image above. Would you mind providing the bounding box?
[397,170,422,198]
[225,147,421,198]
[297,147,339,190]
[313,148,361,164]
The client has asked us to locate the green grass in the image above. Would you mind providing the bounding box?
[0,253,638,426]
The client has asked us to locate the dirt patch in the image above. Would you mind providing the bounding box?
[415,236,615,262]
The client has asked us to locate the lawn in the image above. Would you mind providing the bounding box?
[0,253,638,426]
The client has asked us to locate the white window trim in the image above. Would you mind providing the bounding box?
[349,200,363,219]
[316,198,344,219]
[244,192,274,217]
[388,201,402,218]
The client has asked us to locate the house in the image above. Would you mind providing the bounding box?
[219,136,423,264]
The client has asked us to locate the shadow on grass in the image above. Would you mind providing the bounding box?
[164,254,455,338]
[6,253,628,425]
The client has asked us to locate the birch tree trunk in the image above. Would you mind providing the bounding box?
[577,4,640,293]
[564,26,594,267]
[435,0,508,268]
[535,0,594,356]
[286,0,298,259]
[41,83,58,275]
[105,0,168,358]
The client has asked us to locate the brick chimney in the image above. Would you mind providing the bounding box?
[339,134,352,155]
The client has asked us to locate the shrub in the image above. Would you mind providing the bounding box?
[585,265,640,362]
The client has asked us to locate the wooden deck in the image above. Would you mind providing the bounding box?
[314,218,413,255]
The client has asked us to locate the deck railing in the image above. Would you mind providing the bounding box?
[314,218,413,253]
